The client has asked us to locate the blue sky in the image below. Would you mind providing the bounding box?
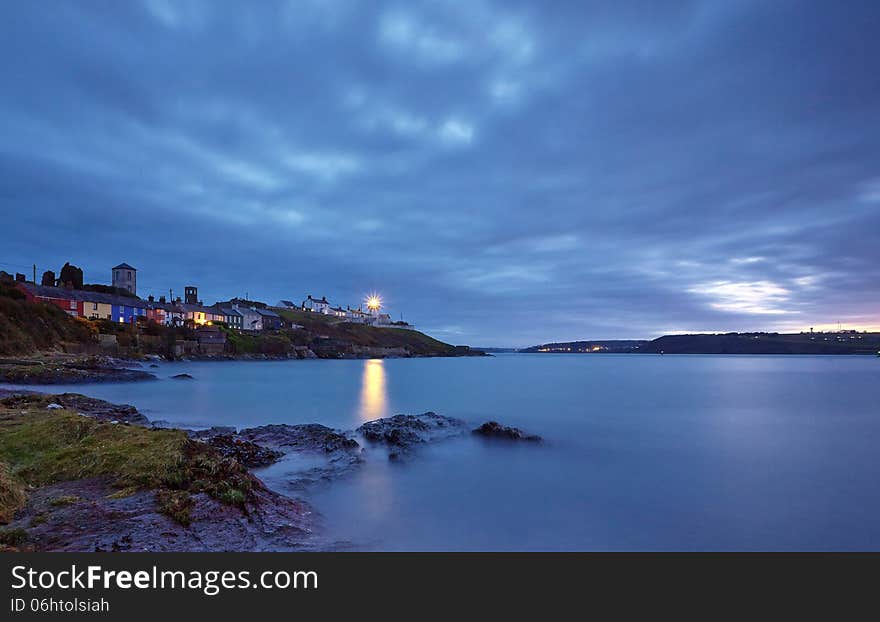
[1,1,878,346]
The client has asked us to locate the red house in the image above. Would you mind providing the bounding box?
[16,283,81,317]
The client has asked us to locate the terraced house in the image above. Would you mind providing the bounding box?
[16,283,147,323]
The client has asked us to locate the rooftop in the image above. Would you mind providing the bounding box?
[20,283,147,308]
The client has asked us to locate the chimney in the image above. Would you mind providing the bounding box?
[148,295,155,302]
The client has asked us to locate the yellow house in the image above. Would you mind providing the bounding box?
[83,300,112,320]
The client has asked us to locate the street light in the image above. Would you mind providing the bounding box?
[366,294,381,313]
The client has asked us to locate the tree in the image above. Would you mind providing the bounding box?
[41,270,56,287]
[59,262,83,289]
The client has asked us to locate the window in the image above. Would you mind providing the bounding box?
[92,303,98,310]
[127,271,132,279]
[115,271,119,280]
[70,301,76,309]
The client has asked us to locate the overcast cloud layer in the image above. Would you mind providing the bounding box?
[1,1,878,346]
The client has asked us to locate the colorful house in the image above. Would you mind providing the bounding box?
[17,284,80,316]
[111,298,147,324]
[180,304,224,326]
[83,298,113,320]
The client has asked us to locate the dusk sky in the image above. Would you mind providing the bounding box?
[1,1,879,346]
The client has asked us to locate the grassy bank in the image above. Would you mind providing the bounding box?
[0,285,96,355]
[0,394,255,531]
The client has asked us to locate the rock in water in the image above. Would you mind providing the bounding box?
[356,412,467,461]
[237,424,363,488]
[204,434,284,468]
[171,373,194,380]
[473,421,542,443]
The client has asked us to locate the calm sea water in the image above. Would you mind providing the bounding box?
[5,354,880,551]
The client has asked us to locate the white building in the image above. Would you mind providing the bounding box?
[232,304,263,331]
[302,295,330,314]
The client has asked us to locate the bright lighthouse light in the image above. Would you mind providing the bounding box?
[366,295,381,311]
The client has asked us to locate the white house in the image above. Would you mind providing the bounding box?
[232,304,263,331]
[345,306,369,323]
[302,295,330,314]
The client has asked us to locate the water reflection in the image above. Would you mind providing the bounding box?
[358,359,389,421]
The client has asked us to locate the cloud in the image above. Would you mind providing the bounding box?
[283,151,363,181]
[1,1,880,345]
[378,11,464,65]
[688,281,795,315]
[438,118,474,145]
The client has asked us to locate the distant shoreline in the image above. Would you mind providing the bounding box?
[521,332,880,356]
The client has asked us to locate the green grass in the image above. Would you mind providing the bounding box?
[0,404,258,525]
[0,462,25,523]
[0,409,186,489]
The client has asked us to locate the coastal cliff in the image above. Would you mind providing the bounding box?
[0,284,481,361]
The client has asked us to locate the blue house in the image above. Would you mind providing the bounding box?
[112,298,147,324]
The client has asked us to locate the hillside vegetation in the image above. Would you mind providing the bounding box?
[0,285,95,355]
[276,309,457,355]
[0,284,467,359]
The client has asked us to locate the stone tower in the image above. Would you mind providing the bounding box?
[112,263,137,295]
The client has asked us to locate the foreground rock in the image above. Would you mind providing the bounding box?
[203,434,284,468]
[0,390,541,551]
[356,412,467,460]
[236,424,363,488]
[55,393,150,426]
[8,477,322,552]
[238,423,360,453]
[473,421,542,443]
[0,391,150,426]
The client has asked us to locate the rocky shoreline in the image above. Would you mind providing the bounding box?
[0,350,490,386]
[0,390,540,552]
[0,356,157,385]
